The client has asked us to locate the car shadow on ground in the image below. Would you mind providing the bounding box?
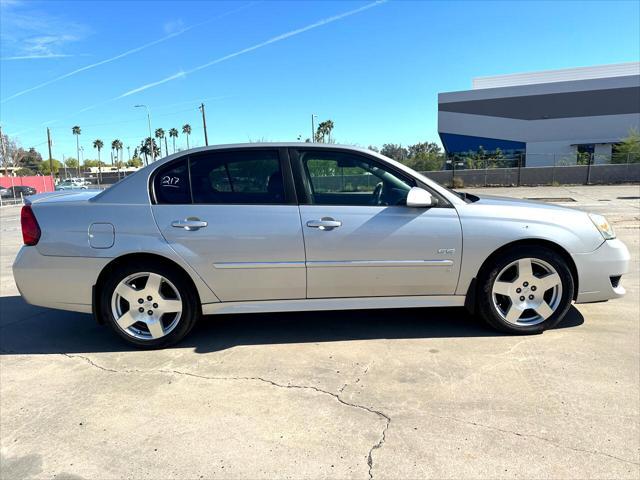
[0,295,584,355]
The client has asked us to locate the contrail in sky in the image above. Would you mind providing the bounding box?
[37,0,386,128]
[0,54,83,61]
[118,0,387,98]
[0,2,256,103]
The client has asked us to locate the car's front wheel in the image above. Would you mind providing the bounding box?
[477,246,574,334]
[100,262,200,348]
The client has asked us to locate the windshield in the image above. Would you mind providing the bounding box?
[445,187,478,204]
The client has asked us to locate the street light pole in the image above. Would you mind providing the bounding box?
[311,114,318,142]
[134,104,154,164]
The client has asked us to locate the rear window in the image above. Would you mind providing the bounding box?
[153,159,191,204]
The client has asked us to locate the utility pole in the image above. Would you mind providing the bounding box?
[199,103,209,146]
[47,128,54,181]
[134,104,154,164]
[0,125,8,177]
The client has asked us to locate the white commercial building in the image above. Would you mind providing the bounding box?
[438,62,640,166]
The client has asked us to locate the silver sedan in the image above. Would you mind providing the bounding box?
[13,144,630,348]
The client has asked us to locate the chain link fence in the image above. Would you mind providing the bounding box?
[421,152,640,188]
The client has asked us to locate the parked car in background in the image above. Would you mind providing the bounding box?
[56,179,89,191]
[1,185,37,198]
[13,144,630,349]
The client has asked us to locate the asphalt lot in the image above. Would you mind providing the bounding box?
[1,184,639,480]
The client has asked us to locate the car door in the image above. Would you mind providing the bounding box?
[151,148,306,302]
[291,148,463,299]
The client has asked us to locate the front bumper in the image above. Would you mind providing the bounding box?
[12,246,110,313]
[572,238,630,303]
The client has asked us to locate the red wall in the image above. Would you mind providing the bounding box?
[0,176,55,193]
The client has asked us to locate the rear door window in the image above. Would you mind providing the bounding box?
[189,150,285,204]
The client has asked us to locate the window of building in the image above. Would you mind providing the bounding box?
[439,133,526,168]
[576,144,595,165]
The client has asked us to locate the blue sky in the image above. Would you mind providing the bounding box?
[1,0,639,161]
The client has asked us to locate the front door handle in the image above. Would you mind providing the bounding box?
[306,217,342,231]
[171,217,208,231]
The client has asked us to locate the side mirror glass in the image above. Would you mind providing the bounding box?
[406,187,436,208]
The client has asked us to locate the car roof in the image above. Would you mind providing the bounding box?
[93,143,463,206]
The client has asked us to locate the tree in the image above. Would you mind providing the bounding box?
[72,125,81,176]
[613,128,640,163]
[380,144,408,162]
[127,157,143,168]
[0,133,22,174]
[155,128,165,157]
[405,152,445,171]
[400,142,445,171]
[16,167,36,176]
[21,147,43,171]
[111,139,123,165]
[93,139,104,182]
[65,157,79,170]
[140,137,160,162]
[40,159,62,175]
[407,142,441,158]
[315,120,335,143]
[111,139,123,178]
[182,124,192,149]
[169,128,179,153]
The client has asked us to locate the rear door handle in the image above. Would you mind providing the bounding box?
[306,217,342,231]
[171,217,208,231]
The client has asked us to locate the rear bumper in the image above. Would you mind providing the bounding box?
[573,238,630,303]
[12,246,109,314]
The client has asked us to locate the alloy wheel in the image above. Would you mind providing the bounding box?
[491,257,563,326]
[110,272,182,340]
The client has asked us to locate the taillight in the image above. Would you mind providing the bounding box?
[20,205,41,246]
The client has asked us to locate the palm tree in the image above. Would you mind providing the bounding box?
[72,125,81,176]
[155,128,165,157]
[324,120,335,143]
[140,137,160,163]
[112,139,123,179]
[93,139,104,184]
[182,124,192,149]
[316,120,335,143]
[139,140,149,164]
[169,128,179,153]
[111,139,119,166]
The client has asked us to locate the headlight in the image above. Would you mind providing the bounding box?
[588,213,616,240]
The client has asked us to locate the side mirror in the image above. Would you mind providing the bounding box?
[406,187,436,208]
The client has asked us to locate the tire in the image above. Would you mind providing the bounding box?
[477,246,574,334]
[99,261,200,348]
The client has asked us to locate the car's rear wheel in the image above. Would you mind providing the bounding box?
[100,262,199,348]
[477,246,574,334]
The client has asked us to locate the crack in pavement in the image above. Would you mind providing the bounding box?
[58,353,391,479]
[16,353,636,472]
[428,413,639,467]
